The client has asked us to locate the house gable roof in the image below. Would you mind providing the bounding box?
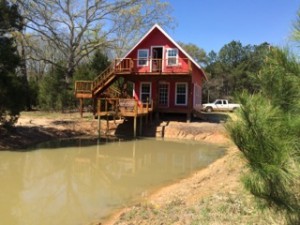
[123,24,207,80]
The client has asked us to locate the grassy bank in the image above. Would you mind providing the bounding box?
[114,190,282,225]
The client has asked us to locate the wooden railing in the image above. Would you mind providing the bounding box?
[115,58,134,72]
[96,98,153,117]
[92,63,115,93]
[75,80,93,92]
[75,57,192,98]
[131,57,192,73]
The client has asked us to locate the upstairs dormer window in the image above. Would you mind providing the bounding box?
[137,49,149,66]
[167,48,178,66]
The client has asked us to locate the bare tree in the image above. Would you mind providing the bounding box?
[14,0,173,83]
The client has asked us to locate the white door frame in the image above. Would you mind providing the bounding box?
[150,46,164,72]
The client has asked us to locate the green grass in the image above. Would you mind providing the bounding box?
[114,190,285,225]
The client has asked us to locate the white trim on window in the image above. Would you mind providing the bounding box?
[137,49,149,67]
[175,82,188,106]
[140,82,152,103]
[166,48,178,66]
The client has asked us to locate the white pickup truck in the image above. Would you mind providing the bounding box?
[202,99,240,112]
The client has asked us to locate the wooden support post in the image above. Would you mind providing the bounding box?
[139,113,143,136]
[97,99,101,138]
[105,98,109,134]
[113,99,116,124]
[98,99,101,115]
[146,100,149,125]
[79,98,83,118]
[187,112,191,123]
[98,114,101,139]
[150,100,153,124]
[106,114,109,134]
[133,100,138,138]
[133,116,137,138]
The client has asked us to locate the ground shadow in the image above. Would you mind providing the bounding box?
[193,112,230,123]
[115,112,230,138]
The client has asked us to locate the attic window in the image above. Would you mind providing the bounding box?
[137,49,149,66]
[167,48,178,66]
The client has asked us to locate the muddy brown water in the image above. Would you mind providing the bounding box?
[0,138,225,225]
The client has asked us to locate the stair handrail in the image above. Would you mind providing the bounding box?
[92,62,115,92]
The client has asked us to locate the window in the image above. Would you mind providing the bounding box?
[138,49,149,66]
[158,83,169,106]
[175,83,187,105]
[167,48,178,66]
[140,82,151,103]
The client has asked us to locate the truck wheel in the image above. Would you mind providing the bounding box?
[206,107,213,112]
[231,107,237,112]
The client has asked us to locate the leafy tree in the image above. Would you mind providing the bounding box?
[73,49,110,81]
[204,41,270,102]
[16,0,173,83]
[226,48,300,224]
[0,0,26,126]
[178,42,207,66]
[38,65,72,111]
[90,50,111,76]
[219,41,246,68]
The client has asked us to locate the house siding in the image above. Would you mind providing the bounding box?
[127,28,190,74]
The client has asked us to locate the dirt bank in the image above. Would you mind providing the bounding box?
[0,111,229,150]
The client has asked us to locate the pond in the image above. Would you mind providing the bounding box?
[0,138,225,225]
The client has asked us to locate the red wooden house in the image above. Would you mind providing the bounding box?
[75,24,207,122]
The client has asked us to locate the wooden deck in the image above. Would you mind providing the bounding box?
[74,58,192,99]
[96,98,152,117]
[96,98,153,137]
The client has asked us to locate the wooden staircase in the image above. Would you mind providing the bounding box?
[75,63,116,99]
[75,58,133,99]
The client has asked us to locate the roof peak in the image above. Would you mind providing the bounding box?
[122,23,207,80]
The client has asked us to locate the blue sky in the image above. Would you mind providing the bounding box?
[167,0,300,53]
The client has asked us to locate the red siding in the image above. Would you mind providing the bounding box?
[127,28,191,74]
[191,63,204,86]
[124,25,206,114]
[133,77,192,112]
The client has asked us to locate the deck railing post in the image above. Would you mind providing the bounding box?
[130,59,134,71]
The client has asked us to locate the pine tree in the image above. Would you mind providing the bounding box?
[226,49,300,224]
[0,0,25,126]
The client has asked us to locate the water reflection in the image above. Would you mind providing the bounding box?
[0,138,225,225]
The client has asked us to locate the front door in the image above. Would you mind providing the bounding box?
[151,47,163,72]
